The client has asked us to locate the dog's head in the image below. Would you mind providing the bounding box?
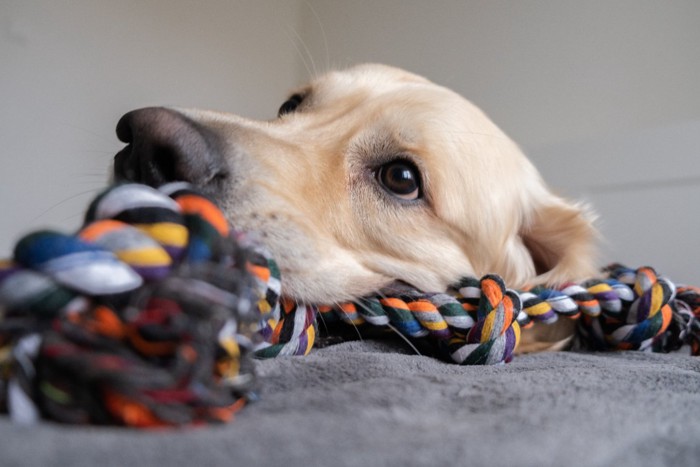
[114,64,597,304]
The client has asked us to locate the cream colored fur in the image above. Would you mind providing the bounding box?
[174,64,598,350]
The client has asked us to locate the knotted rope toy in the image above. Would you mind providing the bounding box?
[1,183,699,427]
[0,183,263,426]
[315,275,521,365]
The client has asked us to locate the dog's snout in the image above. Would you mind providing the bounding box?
[113,107,227,188]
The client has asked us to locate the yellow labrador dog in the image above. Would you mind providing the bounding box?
[113,64,597,351]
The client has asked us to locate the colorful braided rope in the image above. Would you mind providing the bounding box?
[314,268,700,363]
[1,182,700,428]
[316,275,521,364]
[0,183,260,427]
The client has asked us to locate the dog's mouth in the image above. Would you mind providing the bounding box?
[377,279,421,296]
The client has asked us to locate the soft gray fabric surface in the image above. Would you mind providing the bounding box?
[2,341,700,467]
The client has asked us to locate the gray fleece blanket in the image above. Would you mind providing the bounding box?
[2,340,699,467]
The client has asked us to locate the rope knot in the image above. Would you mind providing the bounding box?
[578,265,675,350]
[447,275,521,364]
[0,183,259,427]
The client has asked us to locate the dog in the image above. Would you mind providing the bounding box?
[113,64,598,352]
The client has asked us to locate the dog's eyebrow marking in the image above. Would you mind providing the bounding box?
[355,127,421,162]
[351,132,404,164]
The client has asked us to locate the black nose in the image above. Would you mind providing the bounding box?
[113,107,227,187]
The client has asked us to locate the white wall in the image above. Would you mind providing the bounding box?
[0,0,305,252]
[2,1,699,284]
[301,0,700,149]
[300,0,700,283]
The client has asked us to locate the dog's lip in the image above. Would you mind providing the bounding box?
[376,280,420,296]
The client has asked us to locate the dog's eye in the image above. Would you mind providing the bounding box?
[278,93,304,117]
[376,160,422,200]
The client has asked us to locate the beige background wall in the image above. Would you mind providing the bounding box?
[2,1,699,282]
[301,0,700,149]
[0,0,302,252]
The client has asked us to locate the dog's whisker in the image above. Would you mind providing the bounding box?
[335,300,363,342]
[75,149,123,156]
[60,211,94,223]
[285,26,317,80]
[375,290,389,300]
[72,181,107,188]
[315,304,330,335]
[72,170,108,176]
[69,177,107,183]
[70,173,109,181]
[58,123,116,144]
[30,188,102,223]
[385,322,423,357]
[372,290,422,356]
[302,0,330,74]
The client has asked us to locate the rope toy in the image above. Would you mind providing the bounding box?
[514,264,700,354]
[0,183,263,427]
[1,182,700,427]
[316,275,521,364]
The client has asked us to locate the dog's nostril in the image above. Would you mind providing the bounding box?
[113,107,227,188]
[151,143,179,183]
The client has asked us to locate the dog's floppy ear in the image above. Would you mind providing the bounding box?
[507,195,598,287]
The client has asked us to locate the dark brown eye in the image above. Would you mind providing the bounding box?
[278,93,304,117]
[376,160,421,200]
